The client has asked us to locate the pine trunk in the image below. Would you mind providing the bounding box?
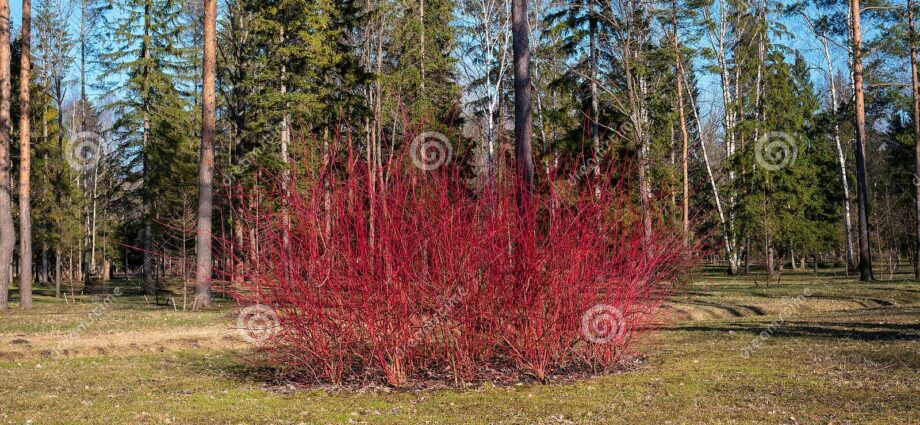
[0,0,17,311]
[512,0,533,211]
[141,0,154,294]
[193,0,217,309]
[18,0,32,308]
[909,0,920,281]
[850,0,874,281]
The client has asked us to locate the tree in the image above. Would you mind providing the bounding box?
[19,0,34,308]
[194,0,216,309]
[542,0,606,181]
[0,0,16,310]
[390,0,459,124]
[456,0,511,183]
[790,1,856,270]
[34,0,77,295]
[512,0,533,209]
[75,0,106,283]
[103,0,196,294]
[672,0,690,243]
[910,0,920,281]
[849,0,874,281]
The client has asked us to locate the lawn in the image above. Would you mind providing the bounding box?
[1,270,918,424]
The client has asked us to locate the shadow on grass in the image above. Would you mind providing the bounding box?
[677,317,920,342]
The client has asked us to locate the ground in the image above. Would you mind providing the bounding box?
[1,268,918,424]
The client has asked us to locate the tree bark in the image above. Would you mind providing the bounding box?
[419,0,426,94]
[849,0,874,281]
[41,243,47,284]
[673,0,690,244]
[589,0,599,180]
[141,0,154,294]
[19,0,33,308]
[909,0,920,281]
[193,0,217,309]
[0,0,17,310]
[512,0,533,211]
[54,246,61,297]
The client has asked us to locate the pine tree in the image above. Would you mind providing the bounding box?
[0,0,17,310]
[390,0,459,124]
[103,0,196,293]
[19,0,34,308]
[194,0,217,309]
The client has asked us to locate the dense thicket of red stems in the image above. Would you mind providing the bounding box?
[217,133,691,387]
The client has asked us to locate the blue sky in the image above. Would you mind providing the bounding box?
[11,2,20,24]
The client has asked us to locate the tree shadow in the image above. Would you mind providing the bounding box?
[676,319,920,342]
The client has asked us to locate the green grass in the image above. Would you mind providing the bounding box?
[1,270,918,424]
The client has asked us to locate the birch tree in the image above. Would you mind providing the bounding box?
[457,0,511,183]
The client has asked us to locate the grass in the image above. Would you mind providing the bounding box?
[1,269,918,424]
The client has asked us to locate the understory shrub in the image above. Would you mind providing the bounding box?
[219,134,690,387]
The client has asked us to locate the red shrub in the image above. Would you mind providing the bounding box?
[218,134,690,387]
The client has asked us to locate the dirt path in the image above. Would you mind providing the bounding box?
[0,325,246,361]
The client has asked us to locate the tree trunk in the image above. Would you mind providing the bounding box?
[141,0,154,294]
[419,0,426,94]
[18,0,32,309]
[821,35,855,271]
[709,1,739,270]
[41,244,47,284]
[54,246,61,297]
[193,0,217,310]
[279,28,291,272]
[849,0,874,281]
[683,68,736,273]
[0,0,17,311]
[589,0,599,180]
[512,0,533,211]
[909,0,920,281]
[673,0,690,244]
[766,242,774,278]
